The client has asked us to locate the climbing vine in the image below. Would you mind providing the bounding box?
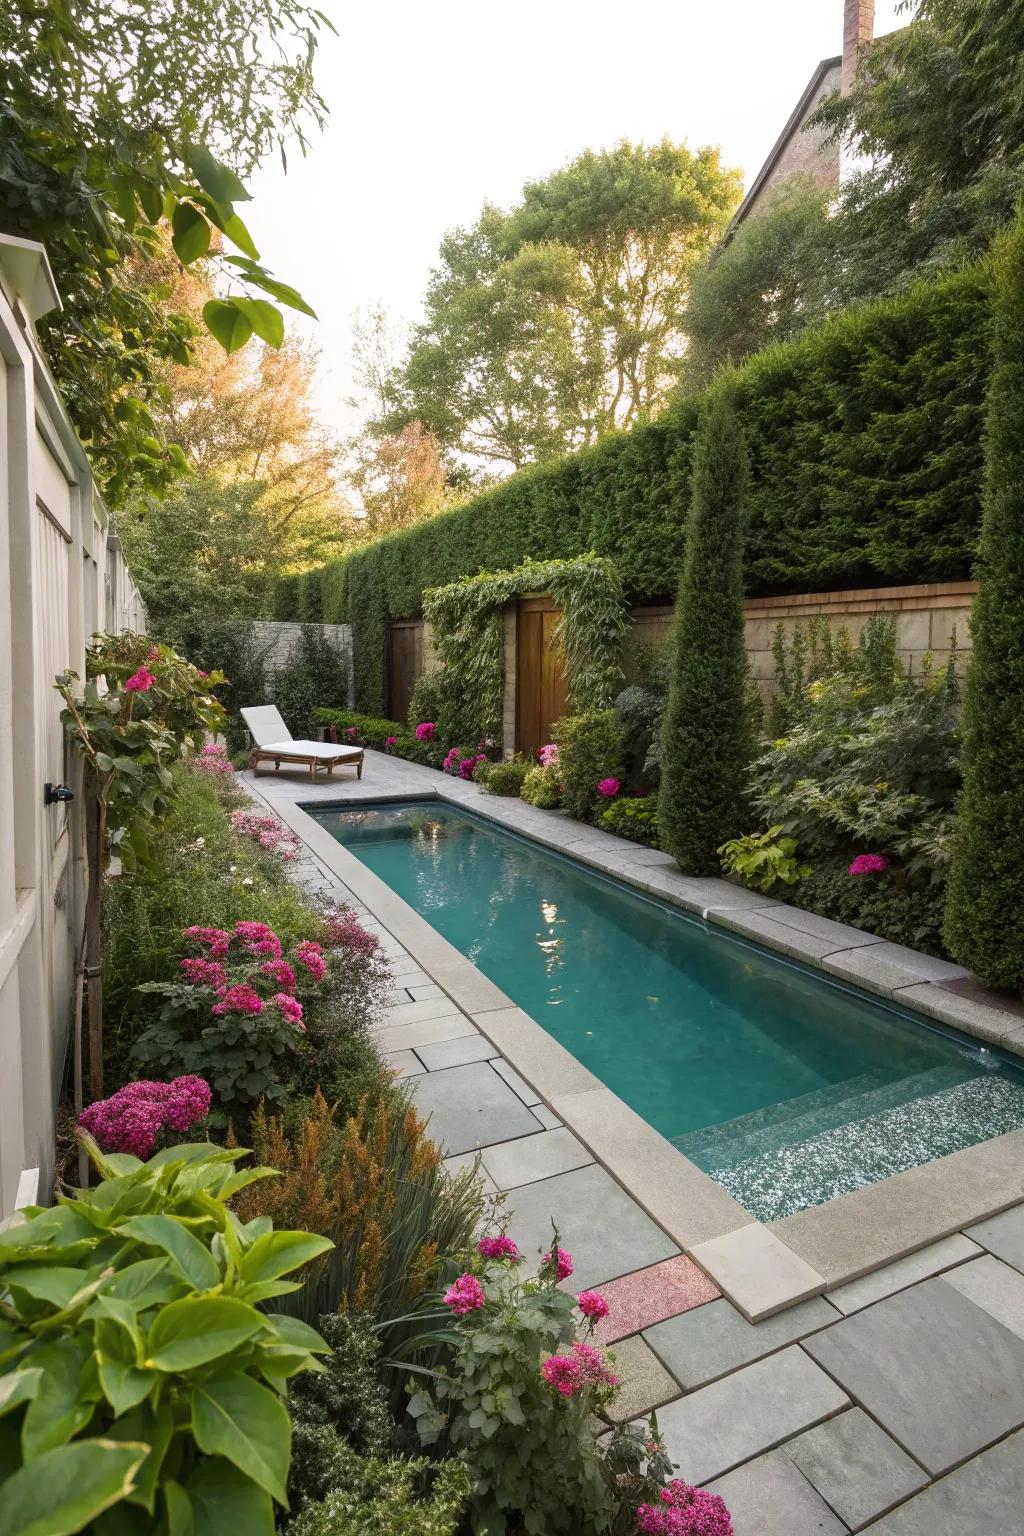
[423,555,627,744]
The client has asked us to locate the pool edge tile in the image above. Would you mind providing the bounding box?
[689,1224,827,1322]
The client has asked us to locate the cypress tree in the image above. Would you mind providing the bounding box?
[944,221,1024,991]
[659,391,752,874]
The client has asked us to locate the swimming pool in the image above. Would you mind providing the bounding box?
[314,799,1024,1220]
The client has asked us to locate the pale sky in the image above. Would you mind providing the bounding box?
[245,0,908,435]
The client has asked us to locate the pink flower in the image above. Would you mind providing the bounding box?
[147,646,160,660]
[323,909,379,957]
[235,920,282,959]
[541,1354,583,1396]
[385,735,398,748]
[79,1075,211,1159]
[444,1273,486,1316]
[459,753,486,780]
[261,958,296,993]
[477,1234,521,1262]
[197,670,210,680]
[577,1289,610,1321]
[294,939,326,982]
[211,982,264,1016]
[415,722,437,742]
[195,744,234,776]
[543,1246,574,1281]
[597,777,620,798]
[346,726,358,739]
[848,853,888,876]
[124,666,156,693]
[635,1481,733,1536]
[184,926,231,958]
[540,1340,617,1398]
[538,744,559,767]
[163,1075,212,1131]
[274,992,305,1029]
[179,956,228,991]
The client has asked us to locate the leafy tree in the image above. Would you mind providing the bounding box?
[944,220,1024,991]
[346,422,449,540]
[0,0,328,502]
[683,182,835,381]
[659,392,751,874]
[387,139,741,473]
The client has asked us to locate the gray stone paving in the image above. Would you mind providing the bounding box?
[248,760,1024,1531]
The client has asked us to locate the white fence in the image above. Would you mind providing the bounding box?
[0,235,147,1217]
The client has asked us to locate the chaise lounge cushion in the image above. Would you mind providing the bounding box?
[240,704,361,760]
[258,740,362,760]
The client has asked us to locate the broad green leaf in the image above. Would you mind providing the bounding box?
[219,213,260,260]
[228,298,283,348]
[266,1315,330,1354]
[218,1167,277,1201]
[120,1216,219,1292]
[0,1438,148,1536]
[191,1372,290,1506]
[202,300,253,355]
[21,1340,94,1457]
[97,1358,157,1416]
[3,1268,86,1310]
[235,1280,301,1306]
[105,1259,183,1311]
[146,1143,236,1172]
[222,257,317,317]
[171,203,211,265]
[187,1458,274,1536]
[163,1481,194,1536]
[238,1231,332,1285]
[187,145,251,205]
[107,1404,173,1513]
[0,1371,41,1418]
[145,1298,264,1372]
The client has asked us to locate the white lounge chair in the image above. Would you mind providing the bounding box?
[240,706,364,782]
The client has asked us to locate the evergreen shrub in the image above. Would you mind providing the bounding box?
[553,711,626,822]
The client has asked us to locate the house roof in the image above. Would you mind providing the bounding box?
[723,55,841,241]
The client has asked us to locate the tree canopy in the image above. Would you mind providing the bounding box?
[0,0,329,503]
[383,139,741,474]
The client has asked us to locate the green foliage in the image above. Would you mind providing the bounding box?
[0,0,325,503]
[272,627,352,741]
[718,826,810,892]
[614,684,665,788]
[0,1139,330,1535]
[315,709,405,749]
[794,856,948,955]
[385,139,741,473]
[475,757,532,797]
[287,1455,469,1536]
[659,394,752,873]
[406,672,445,730]
[553,711,626,823]
[424,555,627,745]
[945,219,1024,990]
[174,618,274,752]
[520,762,564,809]
[299,263,989,715]
[598,796,660,848]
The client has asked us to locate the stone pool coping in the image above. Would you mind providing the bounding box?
[244,754,1024,1318]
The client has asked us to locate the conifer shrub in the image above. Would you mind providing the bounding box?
[552,711,626,822]
[659,393,752,873]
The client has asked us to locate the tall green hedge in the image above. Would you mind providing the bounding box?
[289,265,991,713]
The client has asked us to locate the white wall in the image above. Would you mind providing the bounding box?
[0,236,146,1217]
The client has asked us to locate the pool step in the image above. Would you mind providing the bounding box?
[712,1072,1024,1222]
[675,1064,967,1173]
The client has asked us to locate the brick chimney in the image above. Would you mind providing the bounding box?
[842,0,875,92]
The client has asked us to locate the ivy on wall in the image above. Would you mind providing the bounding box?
[275,263,992,714]
[422,555,628,744]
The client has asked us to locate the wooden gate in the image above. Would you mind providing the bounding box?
[388,620,423,723]
[515,597,568,756]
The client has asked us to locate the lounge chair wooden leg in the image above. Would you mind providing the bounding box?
[357,756,363,780]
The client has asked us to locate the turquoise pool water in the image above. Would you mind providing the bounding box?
[313,800,1024,1219]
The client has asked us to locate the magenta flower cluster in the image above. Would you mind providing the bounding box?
[543,1245,574,1281]
[442,747,488,778]
[577,1289,610,1322]
[848,852,888,877]
[229,809,301,861]
[540,1340,618,1398]
[124,665,156,693]
[597,777,621,798]
[477,1234,521,1262]
[79,1075,211,1159]
[194,743,234,776]
[323,908,380,958]
[444,1273,486,1315]
[635,1481,733,1535]
[415,721,437,742]
[178,921,329,1033]
[385,735,399,751]
[538,743,560,767]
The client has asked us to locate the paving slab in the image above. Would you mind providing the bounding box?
[802,1276,1024,1475]
[481,1128,592,1190]
[491,1057,541,1106]
[531,1104,561,1130]
[415,1033,500,1070]
[650,1346,848,1486]
[383,1048,425,1079]
[712,908,852,962]
[427,959,513,1015]
[442,1151,497,1197]
[382,996,464,1027]
[689,1223,825,1321]
[748,904,885,950]
[409,1061,543,1155]
[965,1202,1024,1273]
[472,1007,605,1100]
[374,1014,479,1053]
[602,1335,680,1423]
[407,983,445,1002]
[857,941,968,984]
[785,1407,928,1531]
[940,1253,1024,1342]
[706,1449,848,1536]
[823,947,930,998]
[645,1295,839,1390]
[865,1427,1024,1535]
[592,1256,721,1346]
[825,1233,981,1314]
[505,1163,678,1291]
[897,981,1024,1049]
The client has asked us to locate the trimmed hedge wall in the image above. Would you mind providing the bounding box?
[286,265,991,713]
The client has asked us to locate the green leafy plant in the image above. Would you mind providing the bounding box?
[272,627,352,742]
[552,711,626,823]
[598,797,661,848]
[0,1138,330,1536]
[287,1454,469,1536]
[614,685,666,788]
[315,710,405,749]
[718,826,810,892]
[475,757,532,796]
[520,762,563,809]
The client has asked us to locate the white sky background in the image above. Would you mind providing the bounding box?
[245,0,909,437]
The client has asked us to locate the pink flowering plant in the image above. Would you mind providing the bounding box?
[229,808,302,861]
[130,919,331,1115]
[407,1228,695,1534]
[193,741,235,776]
[79,1073,212,1158]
